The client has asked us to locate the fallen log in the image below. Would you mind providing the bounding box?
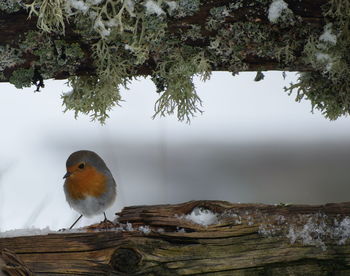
[1,200,350,275]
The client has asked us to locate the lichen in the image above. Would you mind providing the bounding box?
[0,0,25,13]
[4,0,348,123]
[20,0,210,122]
[152,49,211,122]
[62,75,124,123]
[174,0,200,18]
[0,45,23,71]
[9,68,34,89]
[286,0,350,120]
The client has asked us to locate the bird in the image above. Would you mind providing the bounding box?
[63,150,116,229]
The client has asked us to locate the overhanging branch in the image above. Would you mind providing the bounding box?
[0,0,349,122]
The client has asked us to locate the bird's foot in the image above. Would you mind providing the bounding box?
[98,219,115,229]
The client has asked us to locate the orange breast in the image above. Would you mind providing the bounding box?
[66,166,107,200]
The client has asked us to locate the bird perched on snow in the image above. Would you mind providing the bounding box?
[63,150,116,229]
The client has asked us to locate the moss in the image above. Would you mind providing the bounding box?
[9,68,34,89]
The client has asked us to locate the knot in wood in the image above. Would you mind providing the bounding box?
[110,248,141,273]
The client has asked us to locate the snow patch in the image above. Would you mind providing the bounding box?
[124,44,134,51]
[319,23,337,45]
[139,225,151,234]
[69,0,89,13]
[0,227,53,238]
[125,222,134,231]
[125,0,136,16]
[94,17,111,37]
[144,0,165,16]
[316,52,334,72]
[183,207,219,226]
[333,217,350,245]
[287,218,328,250]
[166,1,177,13]
[268,0,288,23]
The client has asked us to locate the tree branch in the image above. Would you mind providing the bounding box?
[1,0,349,122]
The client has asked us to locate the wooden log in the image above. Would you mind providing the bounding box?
[1,200,350,275]
[0,248,34,276]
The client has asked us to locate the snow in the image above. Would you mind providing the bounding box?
[319,23,337,45]
[316,52,333,72]
[183,207,219,226]
[105,18,118,28]
[0,227,53,238]
[138,225,151,234]
[166,1,177,12]
[333,217,350,245]
[69,0,89,13]
[287,218,328,250]
[87,0,103,5]
[125,0,136,16]
[144,0,165,16]
[124,44,134,51]
[268,0,288,23]
[94,17,111,37]
[125,222,134,231]
[258,213,350,250]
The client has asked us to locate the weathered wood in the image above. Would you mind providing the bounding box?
[0,248,33,276]
[1,200,350,275]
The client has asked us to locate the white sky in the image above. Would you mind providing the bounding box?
[1,71,350,231]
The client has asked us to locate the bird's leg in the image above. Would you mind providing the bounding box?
[103,212,107,222]
[69,214,83,230]
[99,212,114,229]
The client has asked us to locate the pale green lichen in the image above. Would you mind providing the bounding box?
[0,0,24,13]
[62,75,124,123]
[286,0,350,120]
[152,50,211,122]
[9,68,34,89]
[174,0,200,18]
[24,0,208,122]
[18,30,85,79]
[6,0,346,123]
[27,0,67,33]
[0,45,23,71]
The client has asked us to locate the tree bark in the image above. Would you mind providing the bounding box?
[1,200,350,275]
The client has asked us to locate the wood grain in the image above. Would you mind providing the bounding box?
[1,200,350,275]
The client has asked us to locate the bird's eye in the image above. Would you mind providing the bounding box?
[78,163,85,169]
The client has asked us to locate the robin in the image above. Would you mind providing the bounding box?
[63,150,116,229]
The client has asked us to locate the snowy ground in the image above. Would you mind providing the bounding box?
[1,72,350,232]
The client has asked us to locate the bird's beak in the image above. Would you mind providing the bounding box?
[63,171,71,179]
